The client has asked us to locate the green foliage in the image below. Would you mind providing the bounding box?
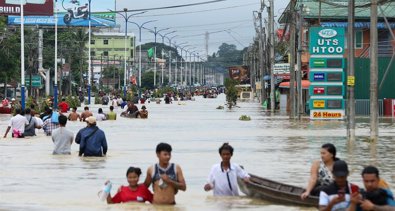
[225,78,239,109]
[141,71,155,90]
[239,115,251,121]
[206,43,246,73]
[94,95,100,104]
[65,95,80,108]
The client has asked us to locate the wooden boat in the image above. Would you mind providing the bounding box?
[238,174,319,207]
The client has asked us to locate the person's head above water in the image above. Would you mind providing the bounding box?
[84,106,89,111]
[156,143,172,164]
[98,108,103,114]
[218,143,234,163]
[218,142,234,155]
[321,143,338,162]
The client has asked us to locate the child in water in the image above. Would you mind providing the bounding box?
[106,167,153,204]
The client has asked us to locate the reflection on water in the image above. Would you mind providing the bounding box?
[0,94,394,210]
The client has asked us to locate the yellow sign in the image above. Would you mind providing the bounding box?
[313,100,325,108]
[347,76,355,86]
[312,111,343,119]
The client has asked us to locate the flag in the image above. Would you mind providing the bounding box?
[147,47,154,58]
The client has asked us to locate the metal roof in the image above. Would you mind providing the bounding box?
[279,0,395,23]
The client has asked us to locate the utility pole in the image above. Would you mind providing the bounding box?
[255,1,266,104]
[269,0,275,112]
[370,0,379,141]
[296,4,304,119]
[289,0,296,119]
[347,0,356,141]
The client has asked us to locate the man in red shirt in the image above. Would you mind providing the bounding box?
[58,99,69,113]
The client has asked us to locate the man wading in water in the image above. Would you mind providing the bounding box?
[144,143,186,204]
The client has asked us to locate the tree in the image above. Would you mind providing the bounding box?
[225,78,239,109]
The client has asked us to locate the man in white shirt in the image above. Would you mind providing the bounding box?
[204,143,250,196]
[52,115,74,155]
[3,108,29,138]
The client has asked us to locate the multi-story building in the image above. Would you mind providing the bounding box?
[88,32,136,87]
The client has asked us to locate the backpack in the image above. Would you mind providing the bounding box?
[51,112,59,124]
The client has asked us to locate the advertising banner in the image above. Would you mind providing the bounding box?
[8,0,115,27]
[228,66,250,84]
[0,0,53,16]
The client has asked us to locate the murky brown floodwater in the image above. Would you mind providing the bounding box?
[0,94,394,211]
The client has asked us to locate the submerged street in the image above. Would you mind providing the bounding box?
[0,94,394,211]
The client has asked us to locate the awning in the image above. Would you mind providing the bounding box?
[321,22,395,29]
[279,80,310,90]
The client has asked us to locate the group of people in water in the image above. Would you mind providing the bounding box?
[103,142,250,205]
[301,143,394,211]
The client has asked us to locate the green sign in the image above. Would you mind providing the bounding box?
[25,75,42,87]
[309,27,345,55]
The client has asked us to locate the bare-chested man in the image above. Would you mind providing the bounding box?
[144,143,186,204]
[80,106,93,122]
[68,107,80,121]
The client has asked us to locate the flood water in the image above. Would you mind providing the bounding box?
[0,94,394,211]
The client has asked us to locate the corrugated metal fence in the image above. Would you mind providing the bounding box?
[353,99,384,116]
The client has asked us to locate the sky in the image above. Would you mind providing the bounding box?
[114,0,290,58]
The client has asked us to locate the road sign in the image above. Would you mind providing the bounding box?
[25,75,41,87]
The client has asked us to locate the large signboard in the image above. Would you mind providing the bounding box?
[309,27,345,55]
[228,66,250,84]
[309,27,346,120]
[0,0,53,16]
[8,0,115,27]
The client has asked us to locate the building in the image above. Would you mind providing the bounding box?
[278,1,395,115]
[88,32,136,87]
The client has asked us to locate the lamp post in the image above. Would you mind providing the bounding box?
[145,27,170,87]
[128,20,157,95]
[179,45,191,86]
[86,0,92,105]
[166,35,178,85]
[20,0,25,109]
[158,31,176,85]
[112,9,145,98]
[173,42,187,85]
[185,47,196,86]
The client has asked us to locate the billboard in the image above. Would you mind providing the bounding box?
[228,66,250,84]
[8,0,115,27]
[0,0,53,16]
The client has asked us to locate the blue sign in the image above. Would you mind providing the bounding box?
[313,73,325,81]
[7,0,115,27]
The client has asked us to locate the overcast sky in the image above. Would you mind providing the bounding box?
[115,0,289,57]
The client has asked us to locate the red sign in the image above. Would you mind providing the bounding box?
[313,87,325,94]
[130,76,137,85]
[0,0,53,16]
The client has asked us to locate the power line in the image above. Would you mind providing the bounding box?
[120,0,228,13]
[128,2,259,18]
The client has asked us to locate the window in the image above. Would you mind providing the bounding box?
[344,30,364,49]
[91,51,96,56]
[103,39,109,45]
[130,51,134,58]
[91,40,95,45]
[355,30,363,49]
[103,51,108,56]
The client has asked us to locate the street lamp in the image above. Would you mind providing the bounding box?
[185,47,196,86]
[145,27,170,87]
[179,44,191,86]
[128,20,157,95]
[173,42,187,85]
[158,31,176,85]
[166,35,178,85]
[112,9,145,98]
[20,0,25,109]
